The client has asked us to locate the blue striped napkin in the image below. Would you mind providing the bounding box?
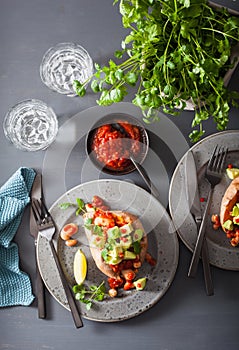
[0,167,36,307]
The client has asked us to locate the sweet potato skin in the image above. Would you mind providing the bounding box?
[83,210,148,279]
[220,177,239,231]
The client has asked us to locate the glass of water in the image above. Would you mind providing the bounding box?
[40,42,94,96]
[3,99,58,151]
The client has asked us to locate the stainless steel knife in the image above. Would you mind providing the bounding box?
[184,150,214,296]
[30,173,46,318]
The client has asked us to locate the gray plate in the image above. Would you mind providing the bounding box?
[169,130,239,270]
[37,179,179,322]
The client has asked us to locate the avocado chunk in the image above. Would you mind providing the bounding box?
[91,235,105,249]
[223,219,234,231]
[107,256,122,265]
[226,168,239,180]
[110,246,123,258]
[119,234,132,249]
[133,229,143,242]
[124,250,136,260]
[231,205,239,217]
[119,223,134,235]
[103,246,123,265]
[133,277,147,290]
[107,226,121,239]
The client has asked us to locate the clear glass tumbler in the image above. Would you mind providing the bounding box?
[40,42,94,96]
[3,99,58,151]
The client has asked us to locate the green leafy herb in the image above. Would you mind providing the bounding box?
[84,217,93,229]
[73,0,239,142]
[58,197,86,216]
[75,198,85,215]
[57,202,74,210]
[72,281,106,310]
[92,225,104,236]
[133,241,141,254]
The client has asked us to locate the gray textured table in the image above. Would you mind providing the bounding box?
[0,1,239,350]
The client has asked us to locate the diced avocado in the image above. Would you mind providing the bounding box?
[106,250,122,264]
[226,168,239,180]
[91,236,105,249]
[101,246,123,265]
[119,223,134,235]
[222,219,234,231]
[124,250,136,260]
[231,205,239,217]
[110,256,122,265]
[119,235,132,249]
[133,229,143,242]
[133,277,147,291]
[107,226,121,239]
[109,246,123,258]
[233,216,239,225]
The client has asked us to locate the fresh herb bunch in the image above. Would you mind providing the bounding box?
[74,0,239,142]
[72,281,106,310]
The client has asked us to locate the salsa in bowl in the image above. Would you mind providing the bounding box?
[86,113,149,175]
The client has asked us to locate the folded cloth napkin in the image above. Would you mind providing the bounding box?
[0,167,36,307]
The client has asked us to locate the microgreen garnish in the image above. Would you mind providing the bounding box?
[73,0,239,142]
[72,281,106,310]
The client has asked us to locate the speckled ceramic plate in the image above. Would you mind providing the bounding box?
[169,130,239,270]
[37,179,179,322]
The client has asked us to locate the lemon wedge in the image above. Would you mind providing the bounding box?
[226,168,239,180]
[73,249,87,285]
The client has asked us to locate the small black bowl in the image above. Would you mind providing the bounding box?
[86,113,149,175]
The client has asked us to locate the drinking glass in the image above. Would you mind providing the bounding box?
[40,42,94,96]
[3,99,58,151]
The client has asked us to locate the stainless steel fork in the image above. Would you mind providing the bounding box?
[188,146,228,278]
[31,198,83,328]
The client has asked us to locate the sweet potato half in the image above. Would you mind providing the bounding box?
[83,210,148,279]
[220,177,239,232]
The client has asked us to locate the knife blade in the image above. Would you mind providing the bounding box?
[30,173,46,318]
[130,157,160,200]
[184,150,214,296]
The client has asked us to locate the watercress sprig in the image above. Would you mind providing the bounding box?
[74,0,239,142]
[72,281,106,310]
[58,197,86,216]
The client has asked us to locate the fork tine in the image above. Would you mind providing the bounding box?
[218,147,228,173]
[207,146,228,173]
[31,199,41,224]
[213,146,227,173]
[40,198,50,218]
[207,145,218,171]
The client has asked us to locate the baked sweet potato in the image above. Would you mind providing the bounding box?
[83,209,148,279]
[220,177,239,231]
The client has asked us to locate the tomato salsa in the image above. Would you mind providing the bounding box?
[91,121,141,170]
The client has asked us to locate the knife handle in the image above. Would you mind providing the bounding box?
[49,240,83,328]
[36,263,46,319]
[201,240,214,296]
[188,188,213,278]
